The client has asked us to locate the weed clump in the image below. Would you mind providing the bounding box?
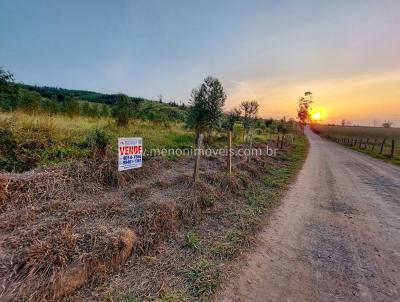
[185,230,201,250]
[184,260,219,297]
[200,193,216,207]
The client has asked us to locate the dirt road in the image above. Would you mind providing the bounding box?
[221,126,400,302]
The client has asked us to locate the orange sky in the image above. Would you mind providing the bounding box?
[227,71,400,126]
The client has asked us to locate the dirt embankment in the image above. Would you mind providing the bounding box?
[0,141,298,301]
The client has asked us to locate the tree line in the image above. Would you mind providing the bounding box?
[0,67,187,122]
[1,67,299,135]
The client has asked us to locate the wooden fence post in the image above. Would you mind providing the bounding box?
[371,139,377,152]
[365,138,369,149]
[193,133,204,182]
[227,131,232,174]
[380,138,386,154]
[248,133,253,163]
[390,139,395,158]
[359,138,362,149]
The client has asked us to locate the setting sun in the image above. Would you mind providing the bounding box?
[312,112,321,121]
[309,107,328,122]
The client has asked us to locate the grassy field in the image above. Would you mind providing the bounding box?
[0,112,289,172]
[0,112,195,172]
[312,124,400,165]
[312,124,400,139]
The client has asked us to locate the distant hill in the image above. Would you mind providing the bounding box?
[19,84,148,105]
[14,83,188,122]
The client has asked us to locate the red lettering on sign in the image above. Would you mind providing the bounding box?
[119,143,142,156]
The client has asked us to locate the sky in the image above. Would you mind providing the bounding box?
[1,0,399,125]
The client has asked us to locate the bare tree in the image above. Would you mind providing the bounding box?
[240,100,259,134]
[239,101,259,131]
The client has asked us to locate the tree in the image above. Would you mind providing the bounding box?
[41,98,60,115]
[64,97,80,117]
[112,94,134,126]
[0,67,18,111]
[81,101,91,116]
[224,108,241,131]
[100,104,110,117]
[240,100,259,134]
[382,121,393,128]
[297,91,313,126]
[264,118,274,128]
[186,76,226,139]
[19,90,41,113]
[88,103,100,117]
[0,67,14,88]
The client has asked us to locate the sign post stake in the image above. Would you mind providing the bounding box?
[193,133,204,182]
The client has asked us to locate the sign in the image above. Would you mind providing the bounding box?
[118,137,143,171]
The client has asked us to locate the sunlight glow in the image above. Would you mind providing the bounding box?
[311,112,321,121]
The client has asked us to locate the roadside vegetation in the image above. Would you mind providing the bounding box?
[312,124,400,165]
[0,69,299,173]
[0,67,309,301]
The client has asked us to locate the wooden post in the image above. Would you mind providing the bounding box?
[227,131,232,174]
[371,138,377,152]
[358,138,362,149]
[390,139,395,158]
[365,138,369,149]
[380,138,386,154]
[193,133,204,182]
[248,133,253,163]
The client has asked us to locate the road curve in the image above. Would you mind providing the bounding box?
[220,126,400,302]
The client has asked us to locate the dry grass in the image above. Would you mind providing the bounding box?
[312,124,400,140]
[0,134,306,301]
[312,124,400,163]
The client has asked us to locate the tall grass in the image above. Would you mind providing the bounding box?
[0,111,290,172]
[0,112,195,172]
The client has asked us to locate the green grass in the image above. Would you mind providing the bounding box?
[185,230,201,250]
[184,260,219,297]
[0,111,288,172]
[103,291,186,302]
[213,136,308,261]
[0,111,195,172]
